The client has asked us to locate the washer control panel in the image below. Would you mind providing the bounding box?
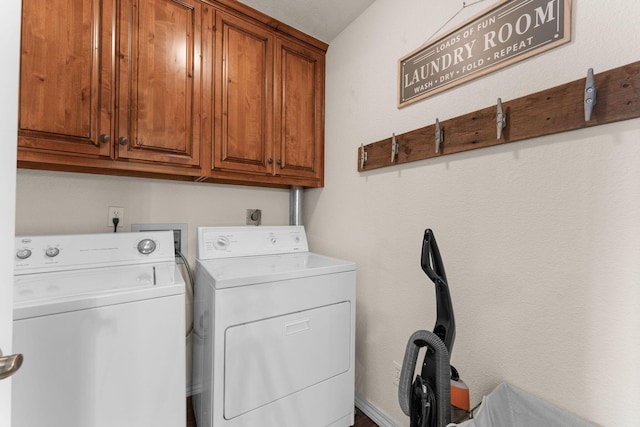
[14,231,175,275]
[197,226,309,259]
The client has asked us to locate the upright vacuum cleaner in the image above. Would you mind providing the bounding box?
[398,229,468,427]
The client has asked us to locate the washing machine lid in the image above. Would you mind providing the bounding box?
[197,252,355,289]
[13,261,185,320]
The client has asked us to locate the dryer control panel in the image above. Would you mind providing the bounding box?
[197,226,309,259]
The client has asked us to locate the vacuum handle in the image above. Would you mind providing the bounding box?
[421,229,447,284]
[420,229,456,354]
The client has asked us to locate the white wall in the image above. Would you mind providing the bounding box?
[306,1,640,426]
[15,170,290,257]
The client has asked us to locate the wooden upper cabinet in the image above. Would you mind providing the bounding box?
[19,0,113,157]
[209,9,326,187]
[116,0,202,167]
[275,38,325,185]
[18,0,326,187]
[212,11,274,175]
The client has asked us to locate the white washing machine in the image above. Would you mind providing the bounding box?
[192,226,356,427]
[12,231,186,427]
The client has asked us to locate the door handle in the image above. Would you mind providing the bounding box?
[0,348,23,380]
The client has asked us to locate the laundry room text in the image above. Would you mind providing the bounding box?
[398,0,571,107]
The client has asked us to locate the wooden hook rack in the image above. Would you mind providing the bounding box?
[357,60,640,172]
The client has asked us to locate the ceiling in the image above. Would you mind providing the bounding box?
[237,0,376,43]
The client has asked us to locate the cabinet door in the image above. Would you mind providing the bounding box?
[19,0,113,157]
[117,0,201,167]
[274,38,324,184]
[212,11,273,175]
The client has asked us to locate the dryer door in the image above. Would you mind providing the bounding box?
[224,301,351,419]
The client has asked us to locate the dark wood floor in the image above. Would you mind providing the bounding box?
[354,406,379,427]
[186,398,378,427]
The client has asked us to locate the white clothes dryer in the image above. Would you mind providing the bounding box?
[12,231,186,427]
[192,226,356,427]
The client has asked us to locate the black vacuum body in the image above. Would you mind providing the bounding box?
[399,229,456,427]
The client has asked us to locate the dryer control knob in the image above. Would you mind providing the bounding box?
[137,239,157,255]
[16,248,32,260]
[213,236,230,251]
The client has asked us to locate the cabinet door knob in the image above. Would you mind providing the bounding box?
[268,158,273,164]
[118,137,129,146]
[99,134,110,143]
[277,159,282,166]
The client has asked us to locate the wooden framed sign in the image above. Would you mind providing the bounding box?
[398,0,571,107]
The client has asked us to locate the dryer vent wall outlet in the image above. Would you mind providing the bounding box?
[246,209,262,225]
[131,223,188,257]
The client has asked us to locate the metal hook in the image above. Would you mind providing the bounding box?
[360,143,368,169]
[584,68,596,121]
[435,119,443,153]
[391,133,399,163]
[496,97,506,139]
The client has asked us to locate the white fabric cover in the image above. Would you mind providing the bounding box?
[449,383,594,427]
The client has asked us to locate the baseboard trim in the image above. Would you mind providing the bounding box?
[354,394,401,427]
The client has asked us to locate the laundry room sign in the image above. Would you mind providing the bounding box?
[398,0,571,107]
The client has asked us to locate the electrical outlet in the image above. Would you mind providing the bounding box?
[131,223,188,257]
[393,360,402,386]
[108,206,124,227]
[246,209,262,226]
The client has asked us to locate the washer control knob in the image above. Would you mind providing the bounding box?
[45,247,60,258]
[16,249,32,260]
[137,239,157,255]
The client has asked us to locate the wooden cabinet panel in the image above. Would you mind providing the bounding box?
[275,38,324,184]
[117,0,201,166]
[19,0,112,157]
[212,11,273,175]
